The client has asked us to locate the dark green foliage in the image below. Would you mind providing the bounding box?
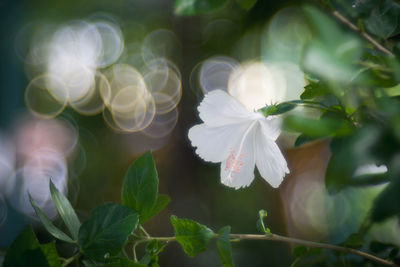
[139,240,165,266]
[283,115,353,138]
[78,203,139,262]
[301,82,330,100]
[3,227,60,267]
[50,180,81,240]
[121,151,159,223]
[170,215,214,257]
[294,134,321,147]
[29,194,75,243]
[217,226,234,267]
[371,155,400,221]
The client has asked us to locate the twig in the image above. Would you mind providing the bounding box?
[331,11,394,57]
[139,225,151,238]
[230,233,397,267]
[139,234,397,266]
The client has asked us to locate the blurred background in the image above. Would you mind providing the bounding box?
[0,0,399,266]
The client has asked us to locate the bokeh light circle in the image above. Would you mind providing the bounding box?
[25,74,68,118]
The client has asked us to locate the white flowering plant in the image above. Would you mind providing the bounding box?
[3,0,400,267]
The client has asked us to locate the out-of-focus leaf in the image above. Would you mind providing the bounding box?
[371,155,400,221]
[380,84,400,97]
[283,115,353,137]
[236,0,257,10]
[49,180,80,240]
[3,227,58,267]
[325,137,359,193]
[170,215,214,257]
[40,242,61,267]
[389,248,399,260]
[292,246,308,258]
[364,0,400,39]
[301,41,360,85]
[303,5,346,48]
[78,203,139,262]
[302,5,363,85]
[174,0,226,15]
[301,82,330,100]
[349,172,389,187]
[217,226,234,267]
[325,123,393,192]
[294,134,320,147]
[29,194,75,243]
[370,241,398,253]
[357,50,398,88]
[121,151,158,223]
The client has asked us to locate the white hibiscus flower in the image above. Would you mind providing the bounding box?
[188,89,289,189]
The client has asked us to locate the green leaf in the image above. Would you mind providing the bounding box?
[364,0,400,39]
[78,203,139,262]
[294,134,320,147]
[49,180,80,240]
[170,215,214,257]
[174,0,226,15]
[236,0,257,10]
[99,258,146,267]
[146,194,171,221]
[301,41,360,85]
[29,194,75,243]
[40,242,61,267]
[217,226,235,267]
[301,82,330,100]
[121,151,158,223]
[302,5,362,85]
[303,5,346,49]
[256,209,270,234]
[139,240,166,265]
[371,172,400,221]
[3,227,59,267]
[283,115,353,137]
[325,137,358,193]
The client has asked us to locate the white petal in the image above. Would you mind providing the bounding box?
[258,116,281,141]
[198,90,260,127]
[188,122,252,163]
[255,124,289,188]
[220,121,257,189]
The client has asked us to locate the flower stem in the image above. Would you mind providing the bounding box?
[137,233,397,266]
